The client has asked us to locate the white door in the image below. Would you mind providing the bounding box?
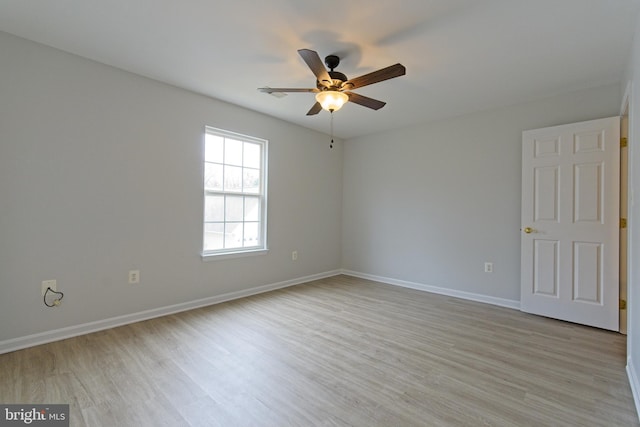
[520,117,620,331]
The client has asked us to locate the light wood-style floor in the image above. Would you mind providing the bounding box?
[1,275,638,426]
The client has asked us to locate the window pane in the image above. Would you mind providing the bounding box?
[244,222,260,247]
[204,223,224,251]
[244,197,260,221]
[225,222,243,248]
[244,142,261,169]
[225,138,243,166]
[205,134,223,163]
[204,163,223,191]
[224,165,242,191]
[204,195,224,221]
[243,168,260,194]
[203,127,267,256]
[225,195,244,222]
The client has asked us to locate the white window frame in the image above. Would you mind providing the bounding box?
[202,126,268,260]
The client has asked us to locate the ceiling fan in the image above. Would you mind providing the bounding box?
[258,49,406,115]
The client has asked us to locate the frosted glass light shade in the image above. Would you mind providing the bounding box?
[315,90,349,112]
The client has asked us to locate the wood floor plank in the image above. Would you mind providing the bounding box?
[0,275,638,426]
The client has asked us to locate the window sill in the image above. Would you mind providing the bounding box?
[201,248,269,262]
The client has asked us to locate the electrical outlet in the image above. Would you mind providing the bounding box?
[484,262,493,273]
[129,270,140,284]
[42,279,57,296]
[292,251,298,261]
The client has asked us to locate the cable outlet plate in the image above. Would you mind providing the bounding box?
[42,279,57,296]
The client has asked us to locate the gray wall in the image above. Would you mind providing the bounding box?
[0,32,343,342]
[342,84,622,302]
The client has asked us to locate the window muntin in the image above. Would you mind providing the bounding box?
[203,127,267,256]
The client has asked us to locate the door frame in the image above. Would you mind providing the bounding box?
[621,82,633,341]
[621,92,630,335]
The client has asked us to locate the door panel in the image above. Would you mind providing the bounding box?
[533,239,559,297]
[534,166,559,222]
[574,162,603,223]
[572,241,601,303]
[521,117,619,331]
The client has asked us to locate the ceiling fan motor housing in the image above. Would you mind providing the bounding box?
[315,55,347,90]
[317,73,348,90]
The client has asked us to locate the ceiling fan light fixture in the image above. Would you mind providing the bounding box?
[315,90,349,112]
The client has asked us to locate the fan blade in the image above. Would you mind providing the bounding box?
[343,63,406,90]
[258,87,318,93]
[345,92,386,110]
[306,102,322,116]
[298,49,332,87]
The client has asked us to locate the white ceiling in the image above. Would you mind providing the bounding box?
[1,0,638,139]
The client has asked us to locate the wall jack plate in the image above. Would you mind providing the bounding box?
[129,270,140,284]
[42,279,57,296]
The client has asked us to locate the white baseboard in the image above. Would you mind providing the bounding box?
[0,270,342,355]
[341,269,521,310]
[627,357,640,422]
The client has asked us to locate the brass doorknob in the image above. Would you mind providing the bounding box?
[523,227,534,234]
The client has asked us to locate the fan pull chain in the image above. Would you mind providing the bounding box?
[330,111,334,149]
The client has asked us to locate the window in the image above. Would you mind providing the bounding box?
[202,127,267,257]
